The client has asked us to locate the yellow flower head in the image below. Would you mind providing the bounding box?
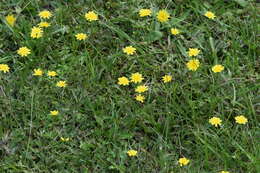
[130,73,143,83]
[209,117,222,127]
[75,33,88,41]
[186,59,200,71]
[139,9,152,17]
[60,137,70,142]
[47,71,57,77]
[205,11,216,19]
[178,157,190,166]
[162,75,172,83]
[39,10,52,19]
[220,171,230,173]
[50,110,59,116]
[127,149,138,157]
[188,48,200,57]
[5,14,16,27]
[38,21,50,28]
[135,94,145,103]
[17,47,31,57]
[85,11,98,21]
[171,28,180,35]
[33,69,43,76]
[212,65,224,73]
[118,76,129,86]
[123,46,136,55]
[56,81,67,87]
[0,64,10,73]
[135,85,148,93]
[31,26,43,39]
[235,115,248,125]
[157,10,170,22]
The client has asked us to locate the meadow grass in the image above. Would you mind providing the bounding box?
[0,0,259,172]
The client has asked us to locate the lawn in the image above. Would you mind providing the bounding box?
[0,0,259,172]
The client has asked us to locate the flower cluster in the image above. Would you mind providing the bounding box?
[209,115,248,127]
[117,72,147,103]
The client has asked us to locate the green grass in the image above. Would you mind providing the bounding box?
[0,0,259,172]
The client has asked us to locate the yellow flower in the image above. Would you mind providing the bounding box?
[17,47,31,57]
[118,76,129,86]
[220,171,230,173]
[127,149,138,157]
[235,115,248,125]
[212,65,224,73]
[171,28,180,35]
[39,10,52,19]
[38,21,50,28]
[56,81,67,87]
[205,11,216,19]
[139,9,152,17]
[0,64,10,73]
[162,75,172,83]
[5,14,16,27]
[188,48,200,57]
[157,10,170,22]
[178,157,190,166]
[47,71,57,77]
[135,85,148,93]
[85,11,98,21]
[50,110,59,116]
[135,94,145,103]
[123,46,136,55]
[186,59,200,71]
[60,137,70,142]
[130,73,143,83]
[31,26,43,39]
[75,33,88,41]
[209,117,222,127]
[33,69,43,76]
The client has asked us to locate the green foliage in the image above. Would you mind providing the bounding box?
[0,0,259,172]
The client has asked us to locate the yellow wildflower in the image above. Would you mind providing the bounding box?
[31,26,43,39]
[157,10,170,22]
[47,71,57,77]
[56,81,67,87]
[0,64,10,73]
[127,149,138,157]
[209,117,222,127]
[5,14,16,27]
[123,46,136,55]
[85,11,98,21]
[235,115,248,125]
[50,110,59,116]
[139,9,152,17]
[38,21,50,28]
[171,28,180,35]
[75,33,87,41]
[39,10,52,19]
[17,47,31,57]
[130,73,143,83]
[135,85,148,93]
[186,59,200,71]
[188,48,200,57]
[33,69,43,76]
[118,76,129,86]
[212,65,224,73]
[204,11,216,19]
[60,137,70,142]
[178,157,190,166]
[135,94,145,103]
[220,171,230,173]
[162,75,172,83]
